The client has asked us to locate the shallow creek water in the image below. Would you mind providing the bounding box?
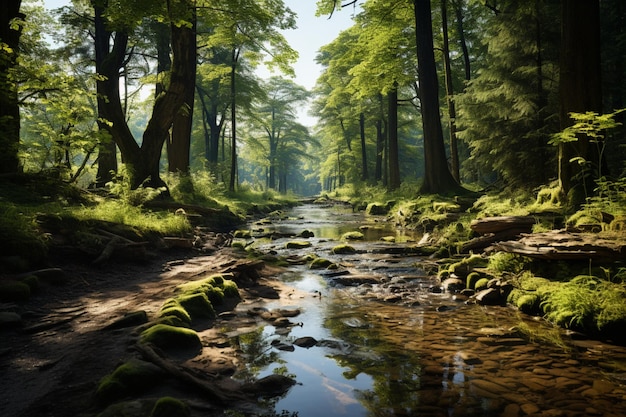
[231,204,626,417]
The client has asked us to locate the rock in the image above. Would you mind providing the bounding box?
[475,288,503,305]
[0,311,21,329]
[502,403,521,417]
[293,336,318,348]
[442,277,465,293]
[243,374,296,397]
[592,379,616,394]
[520,403,540,415]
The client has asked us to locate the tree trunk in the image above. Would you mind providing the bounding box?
[0,0,24,174]
[441,0,460,183]
[388,86,400,191]
[359,112,368,181]
[228,49,239,192]
[168,11,196,174]
[452,0,471,81]
[414,0,461,194]
[558,0,603,204]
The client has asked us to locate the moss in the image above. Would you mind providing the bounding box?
[96,359,164,404]
[159,304,192,326]
[366,202,390,215]
[285,240,312,249]
[233,229,251,238]
[487,252,530,274]
[310,258,333,269]
[474,278,490,291]
[0,280,31,302]
[151,397,190,417]
[518,274,552,291]
[380,236,396,242]
[516,294,541,315]
[341,231,364,241]
[466,272,481,290]
[177,293,215,319]
[332,244,356,254]
[231,240,247,250]
[176,274,239,304]
[139,324,202,351]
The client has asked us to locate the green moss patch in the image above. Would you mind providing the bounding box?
[310,258,334,269]
[139,324,202,352]
[151,397,190,417]
[285,240,312,249]
[341,231,364,241]
[332,244,356,254]
[177,293,215,319]
[96,359,164,404]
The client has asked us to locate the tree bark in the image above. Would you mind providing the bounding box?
[359,112,368,181]
[558,0,603,204]
[414,0,461,194]
[441,0,460,183]
[0,0,24,174]
[168,11,196,174]
[388,86,400,190]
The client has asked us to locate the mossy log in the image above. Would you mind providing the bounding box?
[492,230,626,262]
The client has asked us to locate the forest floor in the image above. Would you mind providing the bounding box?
[0,243,296,417]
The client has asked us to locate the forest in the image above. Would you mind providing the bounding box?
[2,0,626,416]
[1,0,625,334]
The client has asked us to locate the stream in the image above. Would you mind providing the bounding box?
[230,203,626,417]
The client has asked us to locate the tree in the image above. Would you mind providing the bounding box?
[557,0,603,204]
[0,0,24,174]
[92,0,196,190]
[413,0,460,194]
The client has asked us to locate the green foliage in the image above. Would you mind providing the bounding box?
[487,252,531,274]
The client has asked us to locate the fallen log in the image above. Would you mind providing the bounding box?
[471,216,536,235]
[491,229,626,262]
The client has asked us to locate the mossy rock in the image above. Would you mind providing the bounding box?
[159,305,192,326]
[139,324,202,351]
[20,275,40,292]
[366,202,390,215]
[516,294,541,315]
[474,278,490,291]
[341,231,364,241]
[96,359,165,404]
[233,229,251,238]
[331,244,356,255]
[221,280,239,298]
[98,399,154,417]
[0,280,31,302]
[466,272,481,290]
[151,397,190,417]
[380,236,396,243]
[231,240,247,250]
[285,240,312,249]
[310,258,333,269]
[177,293,215,320]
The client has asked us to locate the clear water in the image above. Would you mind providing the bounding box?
[231,203,626,417]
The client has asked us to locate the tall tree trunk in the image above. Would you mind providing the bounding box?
[558,0,602,204]
[388,86,400,191]
[228,48,239,192]
[0,0,24,174]
[441,0,460,183]
[452,0,471,81]
[168,11,196,174]
[94,1,138,185]
[414,0,461,194]
[359,112,368,181]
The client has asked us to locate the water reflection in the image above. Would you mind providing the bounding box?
[237,204,626,417]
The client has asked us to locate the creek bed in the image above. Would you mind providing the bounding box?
[229,203,626,417]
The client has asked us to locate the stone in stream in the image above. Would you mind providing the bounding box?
[441,277,465,293]
[293,336,318,348]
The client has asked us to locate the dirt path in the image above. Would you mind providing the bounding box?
[0,247,290,417]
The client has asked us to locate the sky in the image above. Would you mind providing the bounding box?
[41,0,359,126]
